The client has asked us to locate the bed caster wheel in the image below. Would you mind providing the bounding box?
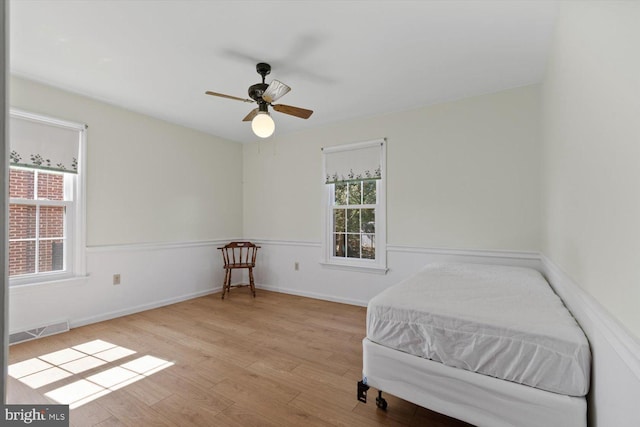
[376,391,387,411]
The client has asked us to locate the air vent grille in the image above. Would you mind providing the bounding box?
[9,321,69,345]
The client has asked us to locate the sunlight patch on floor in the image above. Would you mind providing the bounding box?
[60,355,107,374]
[18,367,72,389]
[45,379,107,408]
[9,339,174,409]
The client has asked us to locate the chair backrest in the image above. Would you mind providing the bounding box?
[218,241,260,267]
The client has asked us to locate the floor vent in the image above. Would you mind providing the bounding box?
[9,321,70,345]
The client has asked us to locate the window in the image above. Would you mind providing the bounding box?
[322,139,387,272]
[9,169,72,276]
[8,110,86,285]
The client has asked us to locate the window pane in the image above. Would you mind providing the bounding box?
[9,240,36,276]
[363,181,376,204]
[334,183,347,205]
[9,204,36,239]
[40,206,65,238]
[39,240,65,273]
[333,209,345,232]
[37,171,65,201]
[361,209,375,233]
[333,233,345,257]
[9,169,35,199]
[362,234,375,259]
[347,234,361,258]
[348,182,361,205]
[346,209,360,233]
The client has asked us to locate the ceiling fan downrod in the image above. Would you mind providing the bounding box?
[256,62,271,83]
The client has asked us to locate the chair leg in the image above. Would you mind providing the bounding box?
[221,269,226,299]
[249,268,256,297]
[222,269,230,299]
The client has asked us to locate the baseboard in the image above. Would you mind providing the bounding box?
[256,284,368,307]
[250,242,542,307]
[69,286,222,329]
[541,255,640,381]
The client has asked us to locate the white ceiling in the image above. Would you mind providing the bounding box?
[10,0,558,144]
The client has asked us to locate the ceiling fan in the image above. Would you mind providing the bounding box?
[205,62,313,138]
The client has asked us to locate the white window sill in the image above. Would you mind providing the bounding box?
[319,261,388,275]
[9,274,90,294]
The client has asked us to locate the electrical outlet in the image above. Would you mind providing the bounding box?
[294,262,299,271]
[113,274,121,285]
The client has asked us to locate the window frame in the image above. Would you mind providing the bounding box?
[321,139,387,274]
[8,109,87,287]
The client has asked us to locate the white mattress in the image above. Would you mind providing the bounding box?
[366,263,590,396]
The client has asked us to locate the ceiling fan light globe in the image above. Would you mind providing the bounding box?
[251,112,275,138]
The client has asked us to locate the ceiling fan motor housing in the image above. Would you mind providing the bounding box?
[248,83,269,103]
[249,62,272,104]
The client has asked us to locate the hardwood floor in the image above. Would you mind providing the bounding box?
[8,290,473,426]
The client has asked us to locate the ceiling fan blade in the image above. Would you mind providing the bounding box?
[272,104,314,119]
[242,108,258,122]
[262,80,291,103]
[205,91,254,103]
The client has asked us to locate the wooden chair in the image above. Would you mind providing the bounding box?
[218,241,260,299]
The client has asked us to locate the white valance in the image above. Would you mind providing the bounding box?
[323,139,384,184]
[9,111,83,174]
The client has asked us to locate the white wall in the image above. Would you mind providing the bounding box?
[9,241,226,333]
[242,84,543,317]
[541,2,640,342]
[244,84,542,251]
[8,76,242,333]
[541,2,640,426]
[10,76,243,246]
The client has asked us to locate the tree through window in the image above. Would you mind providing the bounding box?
[332,180,377,259]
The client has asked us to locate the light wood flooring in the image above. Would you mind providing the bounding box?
[8,290,473,426]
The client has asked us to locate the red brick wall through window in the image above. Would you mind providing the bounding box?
[9,169,65,276]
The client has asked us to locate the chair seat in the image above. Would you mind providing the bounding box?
[225,263,254,269]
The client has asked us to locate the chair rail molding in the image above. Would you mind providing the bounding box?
[541,255,640,381]
[86,238,243,253]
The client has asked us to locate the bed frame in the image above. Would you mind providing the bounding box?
[357,338,586,427]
